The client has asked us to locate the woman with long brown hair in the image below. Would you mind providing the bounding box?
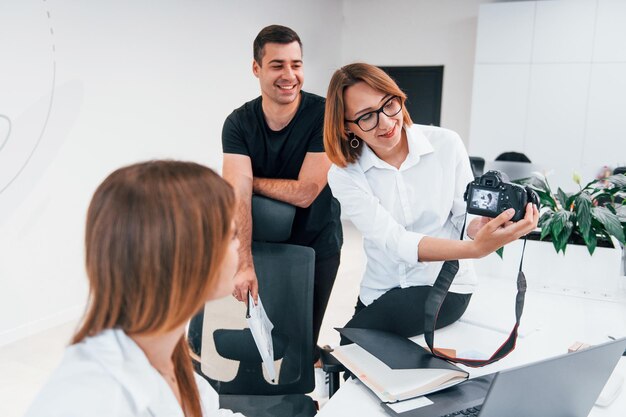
[324,63,538,343]
[26,161,244,416]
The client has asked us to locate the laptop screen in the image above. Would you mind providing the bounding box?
[382,338,626,417]
[478,338,626,417]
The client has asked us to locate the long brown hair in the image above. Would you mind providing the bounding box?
[324,63,413,167]
[73,160,235,417]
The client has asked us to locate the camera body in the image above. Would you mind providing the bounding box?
[464,170,538,222]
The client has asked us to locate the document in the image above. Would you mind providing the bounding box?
[246,292,277,382]
[332,328,469,403]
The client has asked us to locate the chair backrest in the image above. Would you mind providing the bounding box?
[251,194,295,242]
[469,156,485,178]
[495,151,532,163]
[484,160,543,181]
[190,195,315,395]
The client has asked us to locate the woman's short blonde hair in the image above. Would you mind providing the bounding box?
[324,63,413,167]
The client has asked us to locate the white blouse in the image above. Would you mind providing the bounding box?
[328,124,477,306]
[25,328,244,417]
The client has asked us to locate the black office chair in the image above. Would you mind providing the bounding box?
[495,151,532,163]
[469,156,485,178]
[188,195,330,417]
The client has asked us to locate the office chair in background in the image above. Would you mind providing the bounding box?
[483,152,542,181]
[495,151,532,163]
[469,156,485,178]
[188,195,339,417]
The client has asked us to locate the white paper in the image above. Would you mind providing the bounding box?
[246,292,277,382]
[459,315,539,338]
[387,396,434,413]
[332,343,467,403]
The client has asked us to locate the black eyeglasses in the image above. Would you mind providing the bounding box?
[345,96,402,132]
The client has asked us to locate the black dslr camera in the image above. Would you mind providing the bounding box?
[464,170,539,222]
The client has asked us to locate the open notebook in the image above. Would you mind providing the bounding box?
[332,328,468,403]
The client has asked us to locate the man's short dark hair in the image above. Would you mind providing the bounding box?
[253,25,302,64]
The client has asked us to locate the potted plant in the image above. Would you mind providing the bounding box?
[473,172,626,300]
[516,172,626,255]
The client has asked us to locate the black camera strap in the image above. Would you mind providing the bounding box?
[423,220,528,368]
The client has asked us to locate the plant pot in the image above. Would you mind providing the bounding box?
[473,234,625,302]
[524,230,616,249]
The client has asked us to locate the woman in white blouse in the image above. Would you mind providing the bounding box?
[26,161,244,417]
[323,63,538,341]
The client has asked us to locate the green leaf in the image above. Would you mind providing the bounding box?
[539,210,554,240]
[581,177,601,191]
[592,193,614,204]
[537,192,558,209]
[551,210,568,237]
[588,188,608,199]
[519,174,559,209]
[523,185,556,209]
[496,247,504,258]
[550,211,574,253]
[616,205,626,222]
[584,231,597,255]
[566,193,577,209]
[557,216,574,253]
[550,234,561,253]
[605,174,626,188]
[591,206,626,244]
[522,174,550,191]
[575,191,598,255]
[575,192,592,239]
[557,188,569,209]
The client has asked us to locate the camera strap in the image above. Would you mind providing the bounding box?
[423,221,528,367]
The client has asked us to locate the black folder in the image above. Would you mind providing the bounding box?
[333,327,469,403]
[337,327,462,372]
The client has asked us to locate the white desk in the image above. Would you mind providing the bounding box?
[318,275,626,417]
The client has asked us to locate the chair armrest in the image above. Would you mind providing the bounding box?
[320,348,345,374]
[320,348,345,398]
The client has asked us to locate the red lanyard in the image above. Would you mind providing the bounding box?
[423,230,528,367]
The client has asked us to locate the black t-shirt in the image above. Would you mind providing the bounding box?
[222,91,342,259]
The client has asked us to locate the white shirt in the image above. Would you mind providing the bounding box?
[25,328,244,417]
[328,124,477,306]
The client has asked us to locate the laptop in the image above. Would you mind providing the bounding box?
[382,338,626,417]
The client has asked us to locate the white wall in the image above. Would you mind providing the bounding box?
[6,0,623,346]
[341,0,500,144]
[0,0,343,346]
[469,0,626,190]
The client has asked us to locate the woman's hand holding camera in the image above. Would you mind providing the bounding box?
[470,203,539,258]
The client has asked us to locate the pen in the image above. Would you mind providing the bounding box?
[246,289,251,319]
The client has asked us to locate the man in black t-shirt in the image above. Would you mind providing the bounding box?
[221,25,342,365]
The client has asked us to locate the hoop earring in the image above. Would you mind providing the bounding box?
[348,133,360,149]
